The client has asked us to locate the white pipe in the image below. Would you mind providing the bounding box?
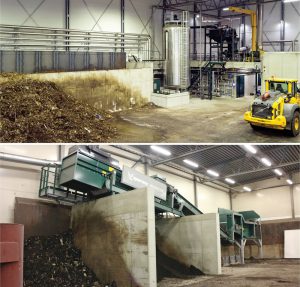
[0,152,60,167]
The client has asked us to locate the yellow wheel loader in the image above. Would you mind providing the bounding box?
[244,78,300,136]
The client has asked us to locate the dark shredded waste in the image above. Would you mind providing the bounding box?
[24,230,115,287]
[0,74,116,142]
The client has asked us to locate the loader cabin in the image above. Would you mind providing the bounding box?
[266,78,299,96]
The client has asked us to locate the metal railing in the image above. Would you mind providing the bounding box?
[0,24,151,60]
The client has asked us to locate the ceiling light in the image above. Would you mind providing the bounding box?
[225,178,236,184]
[150,145,171,156]
[111,160,119,166]
[274,169,283,176]
[223,7,229,11]
[207,169,219,177]
[261,158,272,167]
[183,159,199,168]
[243,144,257,154]
[243,186,252,192]
[286,179,293,185]
[196,14,200,18]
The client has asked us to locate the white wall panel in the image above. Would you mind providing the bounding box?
[285,2,300,51]
[0,145,59,222]
[197,184,230,214]
[294,184,300,218]
[232,177,297,220]
[70,0,121,32]
[0,0,64,28]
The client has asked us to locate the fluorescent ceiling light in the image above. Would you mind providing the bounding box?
[223,7,229,11]
[284,0,300,3]
[111,160,119,166]
[274,169,283,176]
[286,179,293,185]
[243,186,252,192]
[243,144,257,154]
[261,158,272,167]
[225,178,236,184]
[150,145,171,156]
[207,169,219,177]
[183,159,199,168]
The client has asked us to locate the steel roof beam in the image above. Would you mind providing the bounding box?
[151,145,221,166]
[204,161,300,183]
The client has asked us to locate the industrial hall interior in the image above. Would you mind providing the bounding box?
[0,0,300,287]
[0,144,299,287]
[0,0,299,143]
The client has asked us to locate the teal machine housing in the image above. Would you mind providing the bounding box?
[39,146,262,264]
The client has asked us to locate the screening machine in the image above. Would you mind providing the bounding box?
[39,146,262,263]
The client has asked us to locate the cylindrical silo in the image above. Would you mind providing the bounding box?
[164,22,190,89]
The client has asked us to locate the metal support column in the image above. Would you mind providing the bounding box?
[280,1,285,51]
[65,0,70,51]
[290,185,295,219]
[257,0,263,50]
[229,189,233,210]
[144,158,149,176]
[193,3,198,60]
[121,0,125,52]
[241,6,246,47]
[193,175,198,207]
[162,0,167,24]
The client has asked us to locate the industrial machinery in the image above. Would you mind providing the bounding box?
[226,6,260,62]
[244,78,300,136]
[39,146,262,263]
[204,25,239,61]
[163,11,190,90]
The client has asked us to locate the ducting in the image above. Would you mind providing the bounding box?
[0,152,60,167]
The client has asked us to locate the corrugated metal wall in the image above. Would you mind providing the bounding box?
[0,51,126,73]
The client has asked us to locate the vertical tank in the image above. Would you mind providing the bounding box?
[164,12,190,90]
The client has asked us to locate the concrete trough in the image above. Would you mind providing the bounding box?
[151,92,190,108]
[71,188,221,287]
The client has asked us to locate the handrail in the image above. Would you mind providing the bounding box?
[0,24,151,59]
[0,24,149,37]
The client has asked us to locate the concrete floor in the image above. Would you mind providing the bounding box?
[113,97,299,143]
[157,259,300,287]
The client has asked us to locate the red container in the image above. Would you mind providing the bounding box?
[0,224,24,287]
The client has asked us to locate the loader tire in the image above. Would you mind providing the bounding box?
[250,124,261,131]
[288,111,300,137]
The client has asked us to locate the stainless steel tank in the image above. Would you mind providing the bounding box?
[164,23,190,89]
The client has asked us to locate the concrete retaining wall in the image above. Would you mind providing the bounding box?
[156,213,221,275]
[28,67,153,111]
[71,188,157,287]
[14,197,71,239]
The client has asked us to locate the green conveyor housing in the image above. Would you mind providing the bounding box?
[39,147,262,245]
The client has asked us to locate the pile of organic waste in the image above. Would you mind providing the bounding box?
[0,74,116,142]
[24,230,117,287]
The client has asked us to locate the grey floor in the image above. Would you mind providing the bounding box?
[112,97,299,143]
[157,259,300,287]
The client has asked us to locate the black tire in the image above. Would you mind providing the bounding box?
[250,124,261,131]
[287,111,300,137]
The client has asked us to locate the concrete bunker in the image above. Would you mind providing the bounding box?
[71,188,221,287]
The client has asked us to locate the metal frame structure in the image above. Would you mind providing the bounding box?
[154,0,300,54]
[129,145,300,189]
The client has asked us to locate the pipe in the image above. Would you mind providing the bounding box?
[0,152,60,167]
